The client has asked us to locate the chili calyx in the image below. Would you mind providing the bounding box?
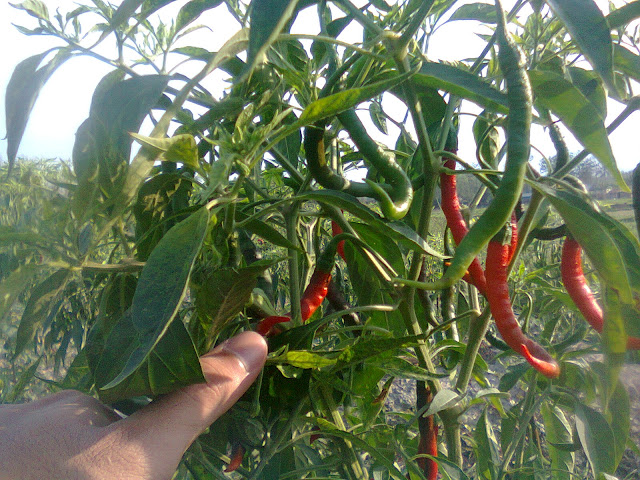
[561,236,640,350]
[485,223,560,379]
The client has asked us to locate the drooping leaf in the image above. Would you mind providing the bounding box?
[613,44,640,83]
[245,0,300,78]
[413,62,508,113]
[529,69,628,191]
[0,264,40,324]
[541,403,575,480]
[5,49,72,173]
[449,3,497,23]
[195,259,281,340]
[575,403,617,475]
[545,0,615,90]
[101,207,210,390]
[296,68,419,127]
[14,269,71,357]
[473,409,500,480]
[606,0,640,30]
[175,0,223,32]
[130,133,199,169]
[299,190,445,259]
[95,309,204,403]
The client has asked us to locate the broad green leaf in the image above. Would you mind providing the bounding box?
[473,409,500,480]
[334,334,423,371]
[5,49,72,173]
[195,260,280,340]
[529,70,628,191]
[541,403,575,480]
[245,0,300,78]
[568,67,606,118]
[608,381,630,469]
[576,403,617,475]
[130,133,199,169]
[14,269,71,357]
[449,3,497,23]
[613,44,640,83]
[606,1,640,30]
[90,69,127,116]
[350,222,406,277]
[101,208,210,389]
[95,309,204,403]
[545,0,615,91]
[175,0,223,32]
[0,264,39,324]
[299,190,445,259]
[296,69,419,126]
[105,0,143,36]
[413,62,508,113]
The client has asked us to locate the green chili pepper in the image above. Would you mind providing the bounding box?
[410,1,531,290]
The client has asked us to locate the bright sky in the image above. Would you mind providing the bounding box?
[1,0,639,173]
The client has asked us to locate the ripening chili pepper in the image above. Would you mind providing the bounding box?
[485,224,560,378]
[331,220,346,261]
[256,315,291,337]
[224,442,245,472]
[416,383,438,480]
[427,3,532,291]
[300,237,342,321]
[561,236,640,350]
[440,153,487,295]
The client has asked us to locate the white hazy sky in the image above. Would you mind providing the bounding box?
[1,0,639,173]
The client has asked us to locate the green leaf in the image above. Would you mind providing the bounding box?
[299,190,445,259]
[449,3,497,23]
[414,62,508,113]
[3,358,41,403]
[541,403,575,480]
[350,222,406,277]
[424,389,464,416]
[0,264,39,324]
[529,70,628,191]
[296,68,419,126]
[95,309,204,403]
[101,208,210,390]
[195,260,280,339]
[368,356,446,381]
[175,0,223,32]
[545,0,615,91]
[237,211,301,251]
[473,409,500,480]
[5,49,72,173]
[608,381,630,469]
[606,1,640,30]
[10,0,49,21]
[369,101,388,135]
[14,269,71,357]
[245,0,300,78]
[107,0,143,34]
[270,350,336,369]
[613,44,640,83]
[568,67,606,118]
[576,403,617,475]
[334,334,424,371]
[130,133,199,169]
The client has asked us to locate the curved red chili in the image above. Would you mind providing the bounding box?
[300,269,332,321]
[440,154,487,296]
[256,315,291,337]
[561,237,640,350]
[224,442,245,472]
[331,220,346,261]
[485,225,560,378]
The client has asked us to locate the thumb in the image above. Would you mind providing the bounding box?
[117,331,267,452]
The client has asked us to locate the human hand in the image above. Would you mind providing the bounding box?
[0,331,268,480]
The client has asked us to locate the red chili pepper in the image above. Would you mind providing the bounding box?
[300,269,332,321]
[561,236,640,350]
[440,154,487,295]
[224,442,245,472]
[416,385,438,480]
[331,220,346,261]
[485,224,560,378]
[256,315,291,337]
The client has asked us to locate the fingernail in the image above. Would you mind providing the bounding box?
[219,331,268,374]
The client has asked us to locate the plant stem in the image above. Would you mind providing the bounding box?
[455,308,491,392]
[285,202,302,324]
